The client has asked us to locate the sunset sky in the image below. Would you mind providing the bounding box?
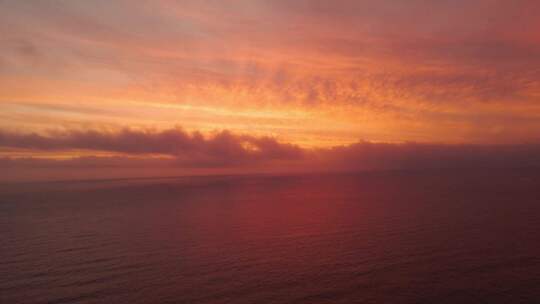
[1,0,540,180]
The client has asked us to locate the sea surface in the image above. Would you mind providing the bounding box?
[1,170,540,303]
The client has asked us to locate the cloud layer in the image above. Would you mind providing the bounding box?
[0,1,539,181]
[1,127,539,181]
[1,1,539,145]
[0,128,304,167]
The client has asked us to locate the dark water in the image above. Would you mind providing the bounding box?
[1,170,540,304]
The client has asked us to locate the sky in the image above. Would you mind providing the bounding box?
[1,0,539,180]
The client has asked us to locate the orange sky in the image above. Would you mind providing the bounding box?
[1,0,540,180]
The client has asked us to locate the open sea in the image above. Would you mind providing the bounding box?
[1,170,540,303]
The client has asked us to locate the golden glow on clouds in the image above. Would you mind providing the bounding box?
[0,148,162,160]
[1,0,540,160]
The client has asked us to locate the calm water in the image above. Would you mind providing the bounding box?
[1,171,540,303]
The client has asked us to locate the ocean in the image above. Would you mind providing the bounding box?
[1,170,539,303]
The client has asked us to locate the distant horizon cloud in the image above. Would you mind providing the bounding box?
[1,127,539,181]
[0,128,304,166]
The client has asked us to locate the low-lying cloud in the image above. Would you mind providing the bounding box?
[0,128,304,167]
[317,141,540,171]
[1,128,539,182]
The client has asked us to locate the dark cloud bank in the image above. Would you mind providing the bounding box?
[1,128,539,181]
[0,128,304,167]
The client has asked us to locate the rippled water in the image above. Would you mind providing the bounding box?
[1,170,540,303]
